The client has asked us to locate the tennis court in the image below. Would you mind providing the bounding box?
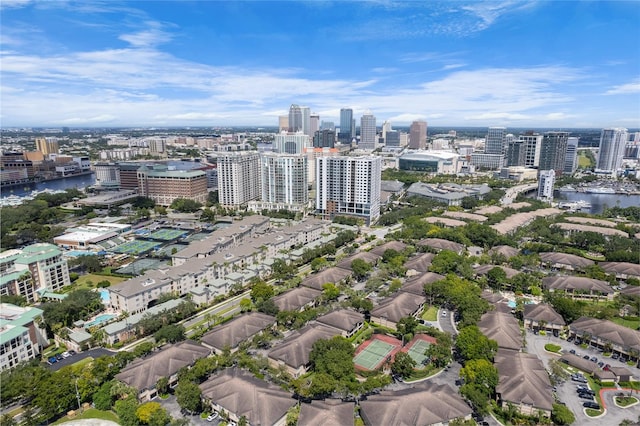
[113,240,161,255]
[406,339,431,367]
[147,228,187,241]
[115,258,169,275]
[354,338,399,371]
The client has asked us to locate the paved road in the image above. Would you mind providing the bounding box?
[527,330,640,425]
[158,394,221,426]
[438,308,458,336]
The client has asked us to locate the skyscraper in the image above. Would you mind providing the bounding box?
[288,104,303,133]
[300,106,311,136]
[597,128,628,171]
[217,152,261,206]
[519,132,543,168]
[485,127,507,156]
[316,156,382,224]
[539,131,569,176]
[563,137,579,175]
[339,108,354,143]
[506,139,525,167]
[359,111,376,150]
[260,153,308,209]
[273,132,309,154]
[409,120,427,150]
[313,129,336,148]
[278,116,289,132]
[310,113,320,136]
[35,137,59,155]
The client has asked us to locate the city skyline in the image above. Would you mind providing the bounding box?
[1,1,639,128]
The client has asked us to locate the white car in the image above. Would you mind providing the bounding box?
[61,351,71,358]
[441,311,447,317]
[206,412,218,422]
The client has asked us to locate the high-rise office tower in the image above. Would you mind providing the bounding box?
[300,106,311,136]
[359,111,377,150]
[506,139,526,167]
[310,113,320,136]
[316,156,382,224]
[273,132,309,154]
[597,128,628,171]
[519,132,543,168]
[563,137,579,175]
[539,131,570,176]
[382,121,392,141]
[217,152,261,206]
[485,127,507,156]
[409,120,427,150]
[339,108,354,143]
[320,121,335,131]
[538,170,555,201]
[278,116,289,132]
[385,130,400,147]
[313,130,336,148]
[260,153,308,208]
[288,104,303,133]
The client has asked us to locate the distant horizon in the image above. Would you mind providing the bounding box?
[1,2,638,128]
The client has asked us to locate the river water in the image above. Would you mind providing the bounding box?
[556,191,640,214]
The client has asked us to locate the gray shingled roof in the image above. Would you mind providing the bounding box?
[599,262,640,278]
[315,309,364,333]
[542,276,613,294]
[369,241,408,256]
[478,311,522,350]
[360,382,472,426]
[115,340,210,392]
[335,251,381,271]
[570,317,640,352]
[371,292,426,324]
[401,272,445,296]
[267,323,339,370]
[474,264,520,279]
[199,368,296,426]
[404,252,435,273]
[301,267,352,291]
[560,353,598,374]
[539,252,594,268]
[488,245,520,259]
[272,287,321,312]
[417,238,465,253]
[200,312,275,351]
[298,399,355,426]
[496,350,553,412]
[523,304,565,326]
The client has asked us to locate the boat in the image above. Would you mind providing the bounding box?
[557,200,592,211]
[585,187,616,194]
[558,185,577,192]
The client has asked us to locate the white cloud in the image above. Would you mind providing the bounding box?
[118,21,174,47]
[605,79,640,95]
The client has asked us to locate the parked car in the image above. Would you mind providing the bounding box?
[48,356,58,364]
[569,349,576,355]
[55,354,63,361]
[598,362,604,368]
[604,364,611,371]
[61,351,71,358]
[583,401,600,409]
[590,356,598,363]
[567,336,574,342]
[578,393,594,401]
[612,353,620,360]
[576,384,588,391]
[206,412,219,422]
[441,310,448,317]
[583,355,590,360]
[68,350,76,356]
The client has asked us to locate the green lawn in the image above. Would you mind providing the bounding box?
[422,306,438,322]
[53,408,119,424]
[611,317,640,331]
[66,274,126,292]
[578,152,594,168]
[615,396,638,407]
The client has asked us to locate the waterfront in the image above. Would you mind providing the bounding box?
[1,173,97,198]
[556,191,640,215]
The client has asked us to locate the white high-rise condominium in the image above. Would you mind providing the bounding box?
[538,170,555,201]
[260,153,308,209]
[519,133,543,168]
[359,111,377,150]
[564,137,579,175]
[316,156,382,224]
[217,152,261,206]
[273,132,309,154]
[301,106,311,136]
[597,128,628,171]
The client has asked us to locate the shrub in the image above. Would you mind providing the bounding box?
[544,343,562,353]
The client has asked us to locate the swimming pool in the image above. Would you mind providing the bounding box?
[507,300,535,308]
[99,289,110,303]
[84,313,116,328]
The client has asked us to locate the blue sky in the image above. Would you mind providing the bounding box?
[1,1,639,128]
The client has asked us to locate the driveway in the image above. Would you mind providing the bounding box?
[157,394,220,426]
[526,330,640,425]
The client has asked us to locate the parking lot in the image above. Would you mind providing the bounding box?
[526,330,640,425]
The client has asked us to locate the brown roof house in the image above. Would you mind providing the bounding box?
[495,350,553,416]
[359,382,472,426]
[335,252,381,271]
[478,311,522,351]
[542,276,613,301]
[417,238,465,255]
[539,252,594,271]
[315,309,365,338]
[199,368,296,426]
[488,245,519,260]
[523,304,565,334]
[272,286,321,312]
[599,262,640,280]
[401,272,445,296]
[570,317,640,359]
[474,264,520,280]
[301,267,352,291]
[370,292,426,331]
[298,399,355,426]
[369,240,407,256]
[404,253,435,276]
[200,312,276,354]
[267,323,340,378]
[115,340,210,401]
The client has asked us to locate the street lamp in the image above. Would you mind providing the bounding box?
[75,378,81,413]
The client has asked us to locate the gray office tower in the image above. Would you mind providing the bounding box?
[339,108,354,143]
[288,104,303,132]
[539,131,569,176]
[313,129,336,148]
